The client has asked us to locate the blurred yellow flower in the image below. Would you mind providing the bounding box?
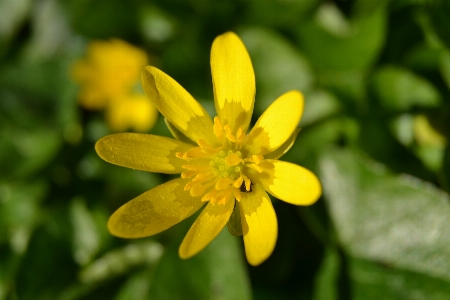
[72,39,157,132]
[413,115,447,147]
[106,94,158,133]
[95,32,321,266]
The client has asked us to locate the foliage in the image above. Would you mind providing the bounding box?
[1,0,450,299]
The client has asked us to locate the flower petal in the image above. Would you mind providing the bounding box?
[244,91,304,156]
[239,184,278,266]
[141,66,216,145]
[108,178,205,238]
[179,199,235,259]
[164,118,196,145]
[258,160,321,206]
[211,32,255,134]
[96,133,194,174]
[264,128,301,160]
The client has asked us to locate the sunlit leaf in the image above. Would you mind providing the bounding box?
[70,198,101,266]
[349,257,450,300]
[79,241,163,284]
[320,148,450,284]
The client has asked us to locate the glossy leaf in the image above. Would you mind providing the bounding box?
[320,148,450,283]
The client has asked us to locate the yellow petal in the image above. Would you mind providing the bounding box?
[96,133,194,174]
[239,184,277,266]
[179,198,235,259]
[108,178,205,238]
[264,128,301,160]
[244,91,304,156]
[141,66,217,145]
[211,32,255,134]
[164,118,196,145]
[258,160,321,206]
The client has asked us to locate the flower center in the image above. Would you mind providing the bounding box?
[176,117,264,205]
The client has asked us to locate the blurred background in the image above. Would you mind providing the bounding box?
[1,0,450,299]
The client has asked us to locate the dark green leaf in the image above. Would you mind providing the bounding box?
[239,27,314,114]
[149,229,252,300]
[312,247,340,300]
[296,2,387,71]
[369,65,441,111]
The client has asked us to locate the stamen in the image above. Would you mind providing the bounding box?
[183,147,212,159]
[213,117,224,138]
[181,170,197,178]
[213,189,233,205]
[197,139,222,154]
[243,175,252,192]
[225,153,244,167]
[184,181,194,191]
[177,116,256,205]
[182,164,211,171]
[234,188,242,201]
[215,177,234,190]
[236,127,246,144]
[251,154,264,164]
[202,188,218,202]
[190,183,206,197]
[190,180,215,197]
[247,163,264,173]
[213,116,228,145]
[224,125,237,143]
[234,176,244,188]
[192,171,214,182]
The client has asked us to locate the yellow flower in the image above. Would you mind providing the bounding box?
[72,39,158,132]
[105,94,158,132]
[95,32,321,266]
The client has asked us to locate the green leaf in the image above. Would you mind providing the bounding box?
[149,229,252,300]
[287,117,359,164]
[319,148,450,284]
[369,65,441,111]
[439,50,450,90]
[296,2,387,71]
[300,90,341,127]
[0,180,47,252]
[68,0,138,38]
[0,125,61,180]
[69,198,101,266]
[114,268,154,300]
[349,257,450,300]
[312,247,340,300]
[244,0,319,28]
[428,2,450,50]
[0,0,33,58]
[239,27,314,114]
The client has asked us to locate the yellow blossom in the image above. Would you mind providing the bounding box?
[95,32,322,266]
[106,94,158,133]
[72,39,158,132]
